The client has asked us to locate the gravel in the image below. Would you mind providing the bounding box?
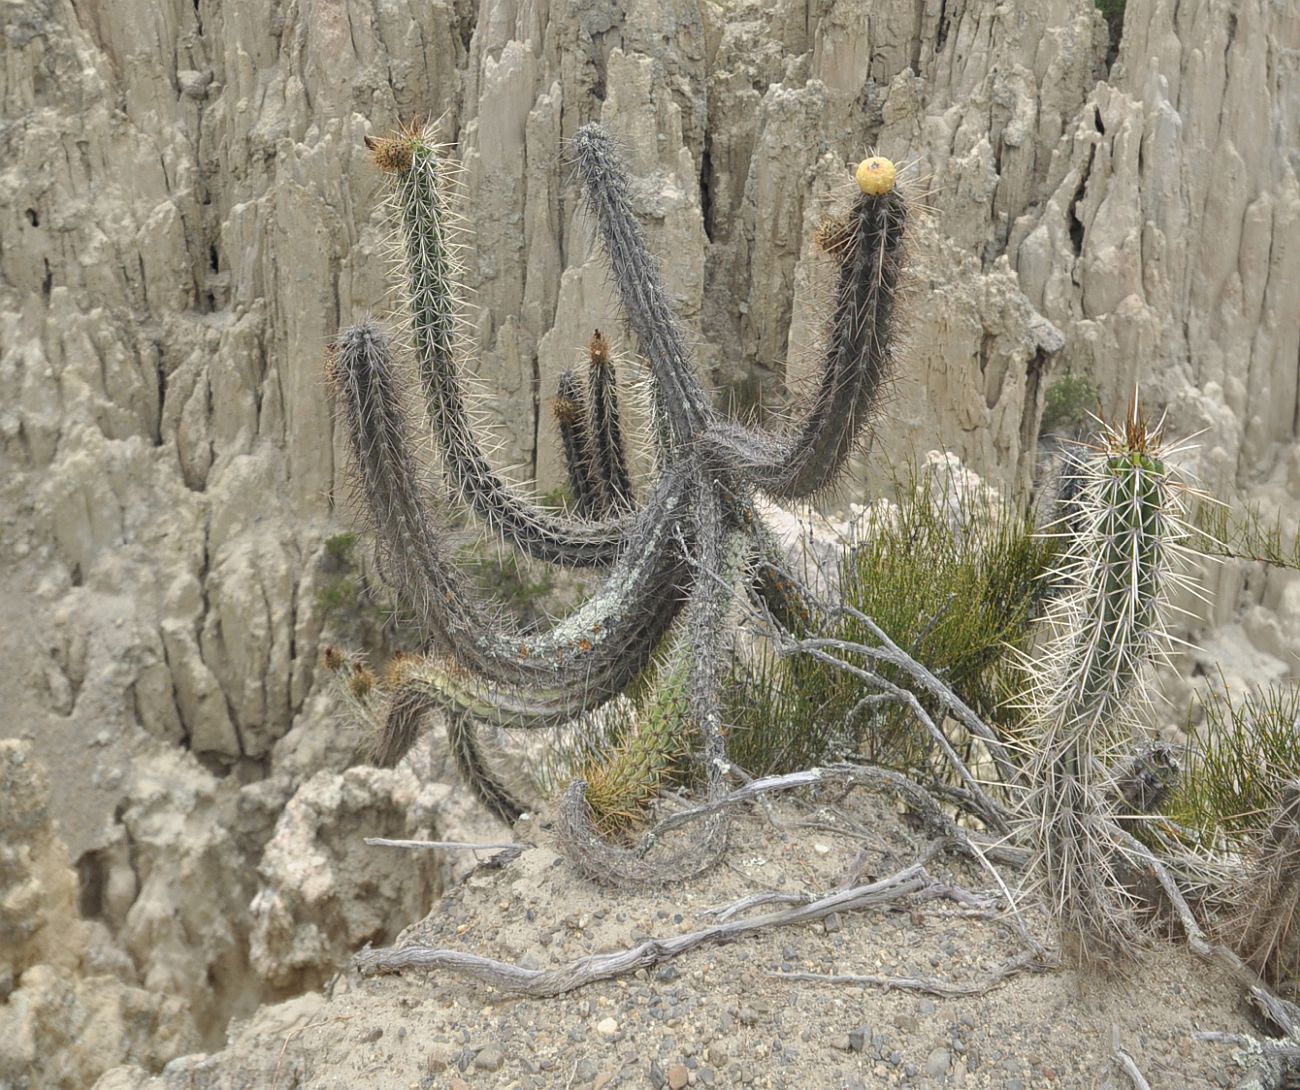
[162,788,1254,1090]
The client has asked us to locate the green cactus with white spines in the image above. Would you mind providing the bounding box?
[1022,405,1195,964]
[327,122,908,881]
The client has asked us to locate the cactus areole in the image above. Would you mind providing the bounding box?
[328,122,908,883]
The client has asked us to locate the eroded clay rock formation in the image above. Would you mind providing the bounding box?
[1,0,1296,1085]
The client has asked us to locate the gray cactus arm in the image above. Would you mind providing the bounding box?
[555,468,731,884]
[569,125,712,454]
[585,330,635,512]
[389,137,631,566]
[372,675,531,824]
[554,369,601,517]
[707,186,908,500]
[331,322,689,701]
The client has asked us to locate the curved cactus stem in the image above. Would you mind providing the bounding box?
[556,470,731,884]
[570,125,711,454]
[708,182,907,500]
[385,128,630,566]
[331,322,690,698]
[328,321,490,651]
[369,662,529,825]
[372,671,434,769]
[586,330,635,512]
[554,369,600,517]
[447,709,528,826]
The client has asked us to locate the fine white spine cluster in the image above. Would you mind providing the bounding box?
[1022,405,1195,964]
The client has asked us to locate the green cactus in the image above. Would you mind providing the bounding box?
[1021,404,1194,964]
[327,123,907,882]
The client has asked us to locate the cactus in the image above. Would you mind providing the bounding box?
[552,369,600,517]
[582,330,635,514]
[549,330,635,520]
[327,122,907,882]
[1235,781,1300,986]
[1021,404,1193,964]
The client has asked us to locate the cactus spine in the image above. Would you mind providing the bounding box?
[330,122,907,881]
[1023,405,1192,963]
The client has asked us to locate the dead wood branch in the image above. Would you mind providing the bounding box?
[1114,827,1213,958]
[1113,1049,1151,1090]
[644,762,1021,866]
[365,838,523,852]
[768,947,1045,998]
[356,860,956,997]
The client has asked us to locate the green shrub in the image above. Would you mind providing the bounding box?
[1169,683,1300,841]
[724,472,1056,778]
[1040,372,1100,437]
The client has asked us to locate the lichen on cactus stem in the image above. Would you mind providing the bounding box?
[329,122,908,883]
[1023,402,1193,965]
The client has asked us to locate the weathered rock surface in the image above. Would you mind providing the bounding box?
[1,0,1297,1086]
[0,742,200,1089]
[248,767,443,995]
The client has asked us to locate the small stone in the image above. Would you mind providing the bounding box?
[362,1027,383,1043]
[918,999,936,1015]
[427,1046,452,1073]
[927,1049,951,1078]
[649,1060,668,1089]
[596,1017,620,1037]
[823,912,841,934]
[706,1045,727,1067]
[848,1026,870,1053]
[829,1035,852,1052]
[813,843,831,855]
[475,1046,504,1072]
[656,964,681,982]
[666,1063,689,1090]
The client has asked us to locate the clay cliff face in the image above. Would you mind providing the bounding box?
[1,0,1297,1084]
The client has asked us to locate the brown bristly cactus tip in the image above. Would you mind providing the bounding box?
[553,394,581,426]
[814,215,854,262]
[321,644,346,672]
[855,156,897,196]
[365,121,423,175]
[382,651,414,689]
[349,666,377,698]
[588,329,610,365]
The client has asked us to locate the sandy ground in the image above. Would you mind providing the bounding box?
[99,781,1264,1090]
